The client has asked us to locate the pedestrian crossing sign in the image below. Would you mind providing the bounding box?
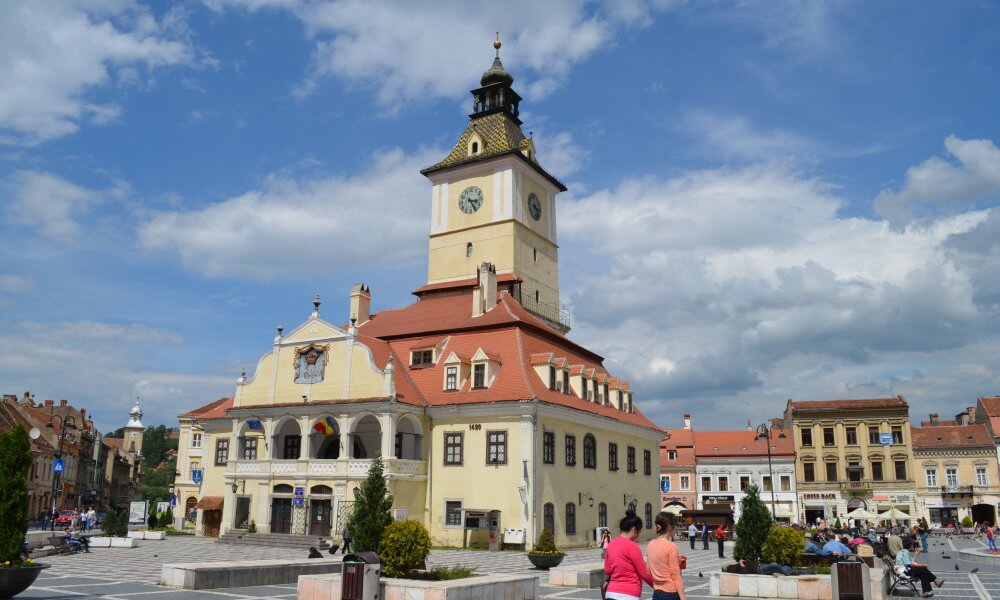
[53,459,64,473]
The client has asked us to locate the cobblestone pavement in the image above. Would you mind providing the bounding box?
[17,534,1000,599]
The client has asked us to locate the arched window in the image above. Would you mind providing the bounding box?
[466,243,473,257]
[471,141,479,154]
[583,434,597,469]
[644,503,653,529]
[598,502,608,528]
[310,485,333,495]
[543,502,554,533]
[185,497,197,522]
[273,484,293,494]
[565,503,576,535]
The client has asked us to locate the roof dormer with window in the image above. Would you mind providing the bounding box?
[470,347,502,389]
[442,351,471,391]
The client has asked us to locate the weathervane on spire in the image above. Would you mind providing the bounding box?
[494,28,501,58]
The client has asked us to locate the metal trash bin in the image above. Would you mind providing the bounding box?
[832,557,870,600]
[342,552,381,600]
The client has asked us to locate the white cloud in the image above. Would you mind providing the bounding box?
[206,0,674,109]
[560,153,1000,427]
[5,171,103,240]
[677,110,817,162]
[534,131,589,178]
[0,2,193,144]
[139,148,438,280]
[0,274,35,295]
[875,136,1000,225]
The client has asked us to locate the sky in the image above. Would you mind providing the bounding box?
[2,0,1000,433]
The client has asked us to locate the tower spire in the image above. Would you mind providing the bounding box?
[494,28,501,58]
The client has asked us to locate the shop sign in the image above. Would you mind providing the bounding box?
[871,495,890,501]
[802,493,837,500]
[892,495,910,502]
[703,495,735,504]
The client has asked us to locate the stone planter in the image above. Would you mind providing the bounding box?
[89,537,112,547]
[0,563,50,599]
[143,531,166,540]
[298,572,538,600]
[709,568,889,600]
[527,553,565,569]
[110,537,139,548]
[127,531,144,539]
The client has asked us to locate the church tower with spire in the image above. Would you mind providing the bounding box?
[124,398,145,459]
[420,32,568,329]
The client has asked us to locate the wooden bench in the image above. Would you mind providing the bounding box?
[800,553,875,568]
[879,554,918,596]
[46,536,77,555]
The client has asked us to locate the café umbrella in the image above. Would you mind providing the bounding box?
[877,508,910,522]
[845,508,878,521]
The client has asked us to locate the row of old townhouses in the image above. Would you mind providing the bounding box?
[0,392,145,519]
[659,396,1000,528]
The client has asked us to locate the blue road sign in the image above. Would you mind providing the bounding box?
[879,433,894,445]
[661,479,670,492]
[294,486,305,497]
[170,496,177,507]
[53,459,64,473]
[192,469,203,484]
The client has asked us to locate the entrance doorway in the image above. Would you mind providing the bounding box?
[234,497,251,530]
[973,503,996,525]
[271,498,292,534]
[310,499,332,536]
[805,507,825,525]
[203,510,222,537]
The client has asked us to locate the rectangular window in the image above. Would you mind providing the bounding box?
[868,428,881,445]
[701,476,712,492]
[891,426,903,444]
[214,439,229,466]
[242,438,257,461]
[780,475,791,491]
[473,363,486,388]
[584,436,597,468]
[549,366,557,390]
[718,476,729,492]
[191,432,202,448]
[823,427,835,446]
[847,462,861,482]
[661,475,671,491]
[487,430,507,465]
[444,432,463,466]
[445,501,462,526]
[925,469,937,487]
[977,467,988,486]
[283,436,300,460]
[668,450,677,461]
[740,475,750,491]
[542,431,555,465]
[801,428,813,447]
[894,460,907,481]
[608,443,619,471]
[845,427,857,445]
[626,446,636,473]
[803,463,815,482]
[643,449,652,475]
[871,461,884,481]
[946,468,958,486]
[411,349,433,366]
[563,371,571,394]
[565,435,576,466]
[604,384,610,403]
[680,475,690,490]
[445,367,457,390]
[189,461,200,479]
[762,476,772,492]
[581,378,588,400]
[825,462,837,482]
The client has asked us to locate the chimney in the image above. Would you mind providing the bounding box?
[929,413,938,426]
[80,408,87,420]
[60,399,68,407]
[44,399,54,407]
[349,284,372,325]
[472,262,497,318]
[683,413,691,430]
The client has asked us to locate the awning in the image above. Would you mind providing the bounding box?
[770,504,794,518]
[195,496,224,510]
[662,505,684,515]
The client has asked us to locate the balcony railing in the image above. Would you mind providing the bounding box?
[840,480,874,491]
[512,289,571,329]
[941,484,974,495]
[229,458,427,478]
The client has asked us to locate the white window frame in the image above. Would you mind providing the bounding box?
[946,468,958,487]
[191,432,202,448]
[680,475,690,490]
[977,467,988,486]
[925,468,937,487]
[444,499,463,528]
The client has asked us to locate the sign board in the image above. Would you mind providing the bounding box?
[293,498,304,507]
[53,459,64,473]
[191,469,203,484]
[128,501,148,524]
[879,433,893,445]
[294,487,305,497]
[170,496,177,507]
[156,501,171,514]
[802,493,837,500]
[703,495,735,504]
[661,479,671,492]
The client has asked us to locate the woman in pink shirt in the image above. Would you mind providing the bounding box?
[603,515,654,600]
[647,513,688,600]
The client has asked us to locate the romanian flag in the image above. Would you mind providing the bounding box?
[313,416,335,435]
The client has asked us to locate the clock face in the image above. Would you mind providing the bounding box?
[130,432,136,439]
[458,186,484,214]
[527,193,542,221]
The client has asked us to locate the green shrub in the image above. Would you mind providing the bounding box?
[961,516,974,528]
[834,518,841,530]
[378,519,432,577]
[148,513,158,529]
[431,565,478,580]
[816,564,831,575]
[529,528,564,555]
[104,508,129,537]
[734,484,772,562]
[0,426,31,566]
[761,527,803,566]
[347,456,393,552]
[247,519,257,533]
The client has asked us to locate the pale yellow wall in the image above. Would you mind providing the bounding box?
[447,174,501,231]
[518,175,552,241]
[512,224,559,310]
[428,221,516,283]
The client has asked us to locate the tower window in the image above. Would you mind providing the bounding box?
[466,243,473,257]
[535,290,539,303]
[533,248,537,262]
[471,141,479,154]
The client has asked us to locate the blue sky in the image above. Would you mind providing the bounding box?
[2,1,999,433]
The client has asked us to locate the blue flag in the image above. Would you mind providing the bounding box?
[247,419,264,431]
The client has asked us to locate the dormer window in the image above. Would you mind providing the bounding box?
[445,367,458,391]
[581,378,589,400]
[473,363,486,389]
[471,141,479,154]
[411,349,434,367]
[549,366,557,390]
[563,370,571,395]
[467,134,485,157]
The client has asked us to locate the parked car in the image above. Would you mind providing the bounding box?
[55,510,76,526]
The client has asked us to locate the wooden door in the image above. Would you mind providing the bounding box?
[270,498,292,534]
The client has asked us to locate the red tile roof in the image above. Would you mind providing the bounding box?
[919,419,957,427]
[787,397,908,411]
[912,424,994,449]
[979,396,1000,416]
[412,273,521,296]
[104,438,123,448]
[0,402,55,452]
[180,396,234,419]
[693,430,795,458]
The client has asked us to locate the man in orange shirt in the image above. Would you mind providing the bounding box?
[715,524,726,558]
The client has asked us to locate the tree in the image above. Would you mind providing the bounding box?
[347,456,393,552]
[0,425,31,565]
[141,425,169,467]
[141,457,176,503]
[106,427,125,439]
[734,483,772,562]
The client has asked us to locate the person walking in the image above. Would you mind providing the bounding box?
[601,529,613,559]
[986,522,997,554]
[715,523,726,559]
[895,539,943,597]
[701,522,709,550]
[688,522,696,550]
[603,514,654,600]
[647,512,688,600]
[917,518,929,554]
[341,526,352,554]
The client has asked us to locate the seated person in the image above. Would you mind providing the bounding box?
[804,533,823,554]
[896,540,944,597]
[822,536,853,556]
[64,528,90,553]
[729,560,815,576]
[308,546,323,559]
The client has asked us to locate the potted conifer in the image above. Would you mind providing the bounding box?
[527,528,565,569]
[0,426,50,598]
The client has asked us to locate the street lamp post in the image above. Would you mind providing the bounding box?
[755,423,781,522]
[47,414,78,531]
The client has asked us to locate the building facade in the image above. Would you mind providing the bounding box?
[912,423,1000,527]
[784,397,918,525]
[173,41,663,548]
[693,429,797,523]
[660,415,697,514]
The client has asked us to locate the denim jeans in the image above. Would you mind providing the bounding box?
[653,591,680,600]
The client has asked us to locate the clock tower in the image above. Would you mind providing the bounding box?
[124,398,145,459]
[420,34,568,328]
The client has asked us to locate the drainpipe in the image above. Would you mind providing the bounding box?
[531,398,539,545]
